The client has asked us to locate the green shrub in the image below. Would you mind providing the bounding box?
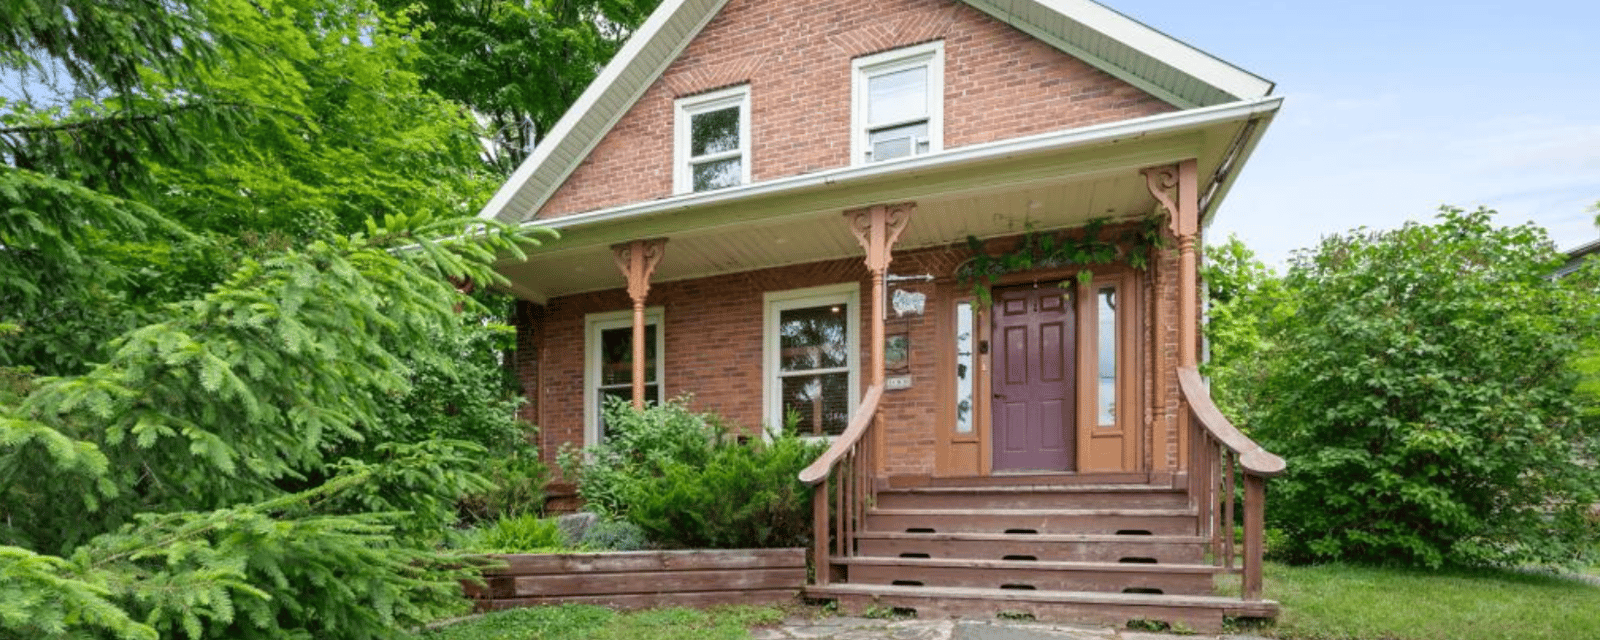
[565,398,825,549]
[624,433,825,549]
[563,397,725,517]
[459,448,549,523]
[473,514,566,553]
[1220,207,1600,568]
[578,516,650,551]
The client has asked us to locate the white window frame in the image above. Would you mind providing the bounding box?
[763,283,861,439]
[673,85,751,194]
[583,307,665,447]
[851,41,944,165]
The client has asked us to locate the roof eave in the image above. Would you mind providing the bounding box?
[477,0,729,224]
[523,96,1283,239]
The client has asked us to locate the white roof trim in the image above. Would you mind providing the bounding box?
[478,0,1276,225]
[1020,0,1272,102]
[478,0,729,224]
[523,97,1282,239]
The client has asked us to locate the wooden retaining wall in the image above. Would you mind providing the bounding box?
[464,548,807,611]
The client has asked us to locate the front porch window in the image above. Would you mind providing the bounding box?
[1096,285,1118,426]
[584,308,664,445]
[953,299,976,434]
[764,284,860,437]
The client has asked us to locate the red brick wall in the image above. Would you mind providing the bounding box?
[1146,239,1181,472]
[537,0,1174,218]
[513,300,540,430]
[517,229,1181,478]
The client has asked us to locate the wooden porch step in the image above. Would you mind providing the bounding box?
[805,583,1279,634]
[874,485,1190,510]
[840,556,1221,595]
[897,472,1155,488]
[853,531,1208,564]
[864,507,1198,536]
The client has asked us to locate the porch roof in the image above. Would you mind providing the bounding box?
[493,97,1280,303]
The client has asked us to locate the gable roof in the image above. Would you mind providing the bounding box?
[478,0,1275,225]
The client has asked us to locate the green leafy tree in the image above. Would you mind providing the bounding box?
[1247,206,1599,568]
[2,215,546,639]
[2,0,554,637]
[377,0,660,173]
[144,0,498,238]
[1201,235,1289,424]
[3,0,502,377]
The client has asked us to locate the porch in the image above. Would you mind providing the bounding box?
[492,101,1284,629]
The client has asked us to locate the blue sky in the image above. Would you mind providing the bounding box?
[1117,0,1600,265]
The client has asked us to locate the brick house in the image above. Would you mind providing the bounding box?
[480,0,1286,629]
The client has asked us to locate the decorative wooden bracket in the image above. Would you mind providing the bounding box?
[612,238,668,409]
[845,203,913,275]
[844,203,914,390]
[1142,160,1200,368]
[447,276,476,314]
[1142,160,1199,240]
[613,239,668,304]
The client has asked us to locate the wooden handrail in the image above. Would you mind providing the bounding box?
[798,384,883,486]
[1176,366,1286,478]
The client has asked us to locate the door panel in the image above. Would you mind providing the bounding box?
[991,285,1076,471]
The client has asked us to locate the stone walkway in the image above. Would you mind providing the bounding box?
[751,616,1270,640]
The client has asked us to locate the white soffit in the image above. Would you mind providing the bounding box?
[477,0,1276,225]
[963,0,1274,109]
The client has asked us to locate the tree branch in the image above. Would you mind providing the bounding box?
[0,101,273,137]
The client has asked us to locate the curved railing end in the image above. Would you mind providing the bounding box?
[1176,366,1287,478]
[798,384,884,486]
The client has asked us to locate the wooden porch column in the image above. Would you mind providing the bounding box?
[612,238,667,409]
[845,203,913,386]
[1143,159,1200,472]
[845,203,913,475]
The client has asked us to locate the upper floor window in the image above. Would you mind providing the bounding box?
[852,42,943,164]
[674,85,750,193]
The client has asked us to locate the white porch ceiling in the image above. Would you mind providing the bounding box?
[494,99,1279,303]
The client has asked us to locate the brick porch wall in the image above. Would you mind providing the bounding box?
[1148,241,1182,472]
[515,228,1182,479]
[537,0,1173,219]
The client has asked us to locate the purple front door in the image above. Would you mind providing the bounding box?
[991,285,1076,472]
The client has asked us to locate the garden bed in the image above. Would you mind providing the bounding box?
[463,548,807,612]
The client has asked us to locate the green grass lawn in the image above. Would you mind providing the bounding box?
[423,564,1600,640]
[420,604,785,640]
[1258,562,1600,640]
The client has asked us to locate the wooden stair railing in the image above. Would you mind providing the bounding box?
[1176,366,1285,600]
[798,384,884,587]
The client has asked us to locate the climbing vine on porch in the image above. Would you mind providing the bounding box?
[956,215,1169,306]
